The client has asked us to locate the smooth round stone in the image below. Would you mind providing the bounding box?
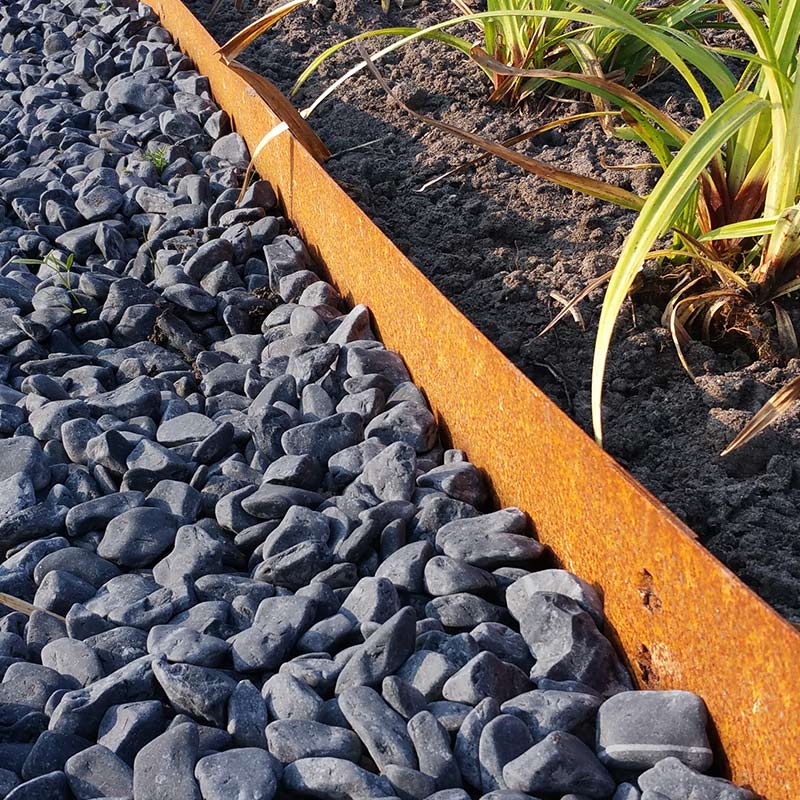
[425,593,505,628]
[595,690,713,771]
[338,686,417,772]
[443,653,531,706]
[33,547,119,589]
[266,720,361,764]
[335,607,416,693]
[157,413,217,446]
[282,757,393,800]
[133,723,201,800]
[478,714,533,792]
[97,701,165,766]
[76,186,123,222]
[0,437,49,490]
[40,638,104,688]
[64,744,133,800]
[638,758,753,800]
[262,673,324,722]
[506,569,603,625]
[384,765,435,800]
[423,556,496,597]
[227,680,268,749]
[194,748,278,800]
[147,625,230,668]
[97,507,179,567]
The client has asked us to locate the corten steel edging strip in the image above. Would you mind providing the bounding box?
[144,1,799,795]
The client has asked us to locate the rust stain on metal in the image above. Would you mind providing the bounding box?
[144,1,799,795]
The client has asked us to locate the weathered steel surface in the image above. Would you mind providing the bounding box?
[145,1,799,795]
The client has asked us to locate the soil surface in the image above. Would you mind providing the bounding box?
[187,0,800,622]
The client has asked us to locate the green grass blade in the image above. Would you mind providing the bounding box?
[765,63,800,217]
[773,0,800,72]
[292,27,476,96]
[698,216,780,241]
[591,92,768,447]
[721,0,789,219]
[296,6,725,116]
[571,0,724,115]
[652,26,737,100]
[726,107,768,195]
[650,0,724,27]
[470,49,691,145]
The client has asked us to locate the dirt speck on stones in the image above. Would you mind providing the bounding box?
[188,0,800,621]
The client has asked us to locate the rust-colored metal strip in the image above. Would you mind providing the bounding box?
[145,1,799,795]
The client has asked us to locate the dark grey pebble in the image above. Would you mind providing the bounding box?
[407,710,461,789]
[506,569,603,626]
[424,557,496,597]
[194,748,277,800]
[443,652,531,705]
[436,509,544,568]
[152,657,235,728]
[426,593,505,628]
[64,744,133,800]
[501,689,601,741]
[133,722,201,800]
[97,507,179,568]
[266,719,361,764]
[502,732,615,798]
[338,685,418,771]
[518,593,632,696]
[282,757,393,800]
[262,673,324,722]
[478,714,533,792]
[335,607,416,693]
[146,625,230,667]
[638,757,753,799]
[227,680,268,749]
[97,701,165,767]
[382,675,428,720]
[596,690,712,771]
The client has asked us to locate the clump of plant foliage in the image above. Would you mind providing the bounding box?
[144,145,170,174]
[218,0,800,453]
[291,0,726,105]
[325,3,800,452]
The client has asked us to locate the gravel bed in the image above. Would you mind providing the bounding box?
[0,0,757,798]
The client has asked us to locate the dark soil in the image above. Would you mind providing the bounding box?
[186,0,800,622]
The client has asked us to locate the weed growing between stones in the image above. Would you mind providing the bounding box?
[144,145,171,175]
[15,251,87,316]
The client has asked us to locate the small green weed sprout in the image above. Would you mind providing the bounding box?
[16,252,87,315]
[144,145,170,174]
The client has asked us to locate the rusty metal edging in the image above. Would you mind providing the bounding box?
[144,1,799,795]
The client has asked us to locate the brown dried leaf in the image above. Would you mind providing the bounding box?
[354,43,643,211]
[0,592,65,621]
[418,110,619,193]
[225,61,330,164]
[216,0,311,62]
[550,291,585,330]
[539,270,613,337]
[721,374,800,456]
[773,301,799,358]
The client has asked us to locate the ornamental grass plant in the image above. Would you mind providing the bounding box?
[217,0,800,453]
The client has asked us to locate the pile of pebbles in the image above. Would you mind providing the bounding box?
[0,0,757,799]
